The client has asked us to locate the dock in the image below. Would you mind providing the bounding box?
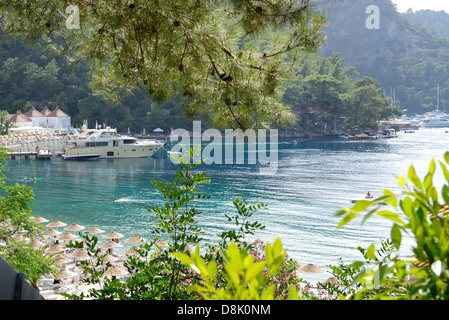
[8,151,52,160]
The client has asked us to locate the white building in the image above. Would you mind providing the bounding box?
[8,110,33,128]
[46,106,71,130]
[9,106,72,131]
[24,106,46,127]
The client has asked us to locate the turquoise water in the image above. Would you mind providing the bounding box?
[3,128,449,283]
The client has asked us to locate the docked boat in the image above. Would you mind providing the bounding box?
[62,124,165,160]
[421,113,449,128]
[378,129,398,139]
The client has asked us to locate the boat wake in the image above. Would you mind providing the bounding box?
[113,197,149,204]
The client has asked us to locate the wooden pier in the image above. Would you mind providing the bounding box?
[8,151,52,160]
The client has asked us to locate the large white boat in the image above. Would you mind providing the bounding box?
[422,114,449,128]
[62,125,165,160]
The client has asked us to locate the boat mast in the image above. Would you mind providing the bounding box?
[437,83,440,112]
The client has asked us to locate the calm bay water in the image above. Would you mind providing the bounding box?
[3,128,449,283]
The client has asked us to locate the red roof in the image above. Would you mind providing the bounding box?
[47,106,69,118]
[41,106,51,116]
[8,110,32,123]
[24,106,45,118]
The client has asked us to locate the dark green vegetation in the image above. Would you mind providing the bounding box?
[283,52,402,134]
[0,0,328,131]
[403,8,449,39]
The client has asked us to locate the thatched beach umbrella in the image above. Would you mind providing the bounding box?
[30,239,45,250]
[104,265,128,278]
[42,228,61,237]
[319,277,341,286]
[124,246,139,256]
[155,239,168,248]
[52,254,71,266]
[93,253,119,266]
[58,232,78,242]
[64,223,85,232]
[46,244,66,254]
[69,248,90,261]
[298,263,325,274]
[101,254,119,264]
[55,268,76,279]
[124,235,146,244]
[32,216,49,223]
[11,234,25,242]
[86,227,105,235]
[99,240,123,250]
[47,220,67,228]
[103,231,124,241]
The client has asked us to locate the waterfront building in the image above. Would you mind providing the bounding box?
[8,106,72,131]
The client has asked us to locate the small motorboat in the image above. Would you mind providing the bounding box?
[351,192,375,203]
[63,154,101,161]
[351,197,374,203]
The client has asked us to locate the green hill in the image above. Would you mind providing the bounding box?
[316,0,449,113]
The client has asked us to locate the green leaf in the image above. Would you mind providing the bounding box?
[439,161,449,183]
[429,158,436,175]
[397,175,406,187]
[171,252,192,267]
[244,261,266,283]
[352,200,374,213]
[400,197,414,218]
[391,224,402,250]
[337,211,357,229]
[261,284,276,300]
[288,284,300,300]
[376,210,405,225]
[366,243,376,260]
[408,165,423,191]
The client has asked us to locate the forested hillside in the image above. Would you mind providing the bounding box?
[317,0,449,113]
[0,34,193,133]
[0,33,398,135]
[282,52,401,135]
[403,9,449,39]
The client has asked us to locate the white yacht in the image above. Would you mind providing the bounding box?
[62,125,165,160]
[422,84,449,128]
[422,110,449,128]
